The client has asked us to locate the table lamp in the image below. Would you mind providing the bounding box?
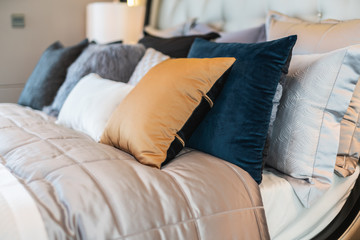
[86,1,146,44]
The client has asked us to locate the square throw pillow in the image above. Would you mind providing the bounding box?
[266,11,360,177]
[57,73,134,141]
[100,57,235,168]
[266,45,360,208]
[138,32,220,58]
[186,36,297,184]
[266,11,360,54]
[43,43,145,117]
[18,39,88,110]
[128,48,169,86]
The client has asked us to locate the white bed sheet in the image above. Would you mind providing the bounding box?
[260,166,359,240]
[0,163,48,240]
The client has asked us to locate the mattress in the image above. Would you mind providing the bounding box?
[261,166,360,239]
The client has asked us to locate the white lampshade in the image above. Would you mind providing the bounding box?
[86,2,146,44]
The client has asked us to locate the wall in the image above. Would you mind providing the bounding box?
[0,0,108,103]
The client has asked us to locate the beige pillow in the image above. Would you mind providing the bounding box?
[100,57,235,168]
[266,11,360,54]
[266,11,360,177]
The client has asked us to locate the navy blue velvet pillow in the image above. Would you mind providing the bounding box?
[187,36,297,184]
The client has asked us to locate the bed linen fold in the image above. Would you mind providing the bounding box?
[0,103,269,240]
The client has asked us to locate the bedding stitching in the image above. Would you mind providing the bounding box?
[111,206,264,240]
[26,158,136,183]
[0,110,126,237]
[160,171,202,240]
[221,161,266,240]
[43,139,126,237]
[0,112,80,238]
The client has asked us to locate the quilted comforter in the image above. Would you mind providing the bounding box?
[0,103,269,240]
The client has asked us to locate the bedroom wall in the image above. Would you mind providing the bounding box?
[0,0,108,103]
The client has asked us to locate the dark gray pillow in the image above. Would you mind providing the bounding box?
[18,39,89,110]
[43,43,146,117]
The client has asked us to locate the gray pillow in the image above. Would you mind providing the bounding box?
[18,39,89,110]
[187,23,266,43]
[43,43,145,117]
[215,24,266,43]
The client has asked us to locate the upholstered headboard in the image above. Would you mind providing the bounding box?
[146,0,360,31]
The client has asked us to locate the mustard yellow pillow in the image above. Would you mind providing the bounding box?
[100,57,235,168]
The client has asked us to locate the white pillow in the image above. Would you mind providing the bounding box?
[128,48,169,86]
[266,45,360,208]
[57,73,134,141]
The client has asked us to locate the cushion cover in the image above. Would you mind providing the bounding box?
[43,43,145,117]
[215,24,266,43]
[186,36,297,184]
[144,19,196,38]
[18,39,88,110]
[187,23,266,43]
[128,48,169,86]
[100,57,235,168]
[57,73,134,142]
[336,82,360,177]
[266,46,360,207]
[266,11,360,177]
[138,32,220,58]
[266,11,360,54]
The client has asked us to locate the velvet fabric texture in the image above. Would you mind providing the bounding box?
[43,43,145,117]
[18,39,89,110]
[138,32,220,58]
[187,36,297,184]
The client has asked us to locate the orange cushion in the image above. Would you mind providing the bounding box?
[100,57,235,168]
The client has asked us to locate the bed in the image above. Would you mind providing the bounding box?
[2,0,360,239]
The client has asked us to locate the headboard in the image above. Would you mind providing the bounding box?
[146,0,360,32]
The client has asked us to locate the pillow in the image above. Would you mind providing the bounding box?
[336,82,360,177]
[266,11,360,54]
[185,22,221,35]
[18,39,88,110]
[266,12,360,177]
[138,32,220,58]
[43,43,145,117]
[57,73,133,142]
[144,19,196,38]
[215,24,266,43]
[187,23,266,43]
[186,36,297,184]
[266,45,360,208]
[128,48,169,86]
[100,57,235,168]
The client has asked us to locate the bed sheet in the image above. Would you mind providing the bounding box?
[261,166,360,239]
[0,164,48,240]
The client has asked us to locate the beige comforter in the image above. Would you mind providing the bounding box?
[0,103,269,240]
